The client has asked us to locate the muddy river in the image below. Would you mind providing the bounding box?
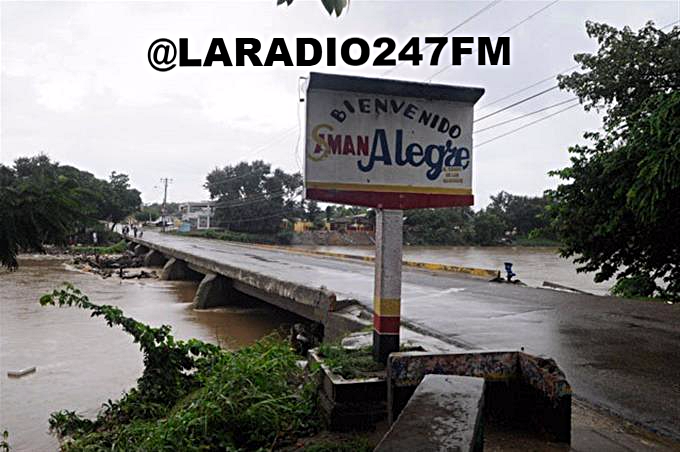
[299,246,613,296]
[0,256,302,451]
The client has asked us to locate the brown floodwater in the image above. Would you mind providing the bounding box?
[298,246,613,296]
[0,256,303,451]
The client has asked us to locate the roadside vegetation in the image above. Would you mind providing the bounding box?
[39,284,374,451]
[549,22,679,301]
[316,344,385,379]
[170,228,295,246]
[0,155,141,269]
[71,240,128,255]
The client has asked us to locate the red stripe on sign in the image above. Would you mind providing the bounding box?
[306,188,473,209]
[374,316,400,334]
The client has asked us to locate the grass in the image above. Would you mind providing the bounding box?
[317,344,385,379]
[170,228,294,245]
[317,343,425,380]
[71,240,128,255]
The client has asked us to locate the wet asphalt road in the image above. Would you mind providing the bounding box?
[140,231,680,440]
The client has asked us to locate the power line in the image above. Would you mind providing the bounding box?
[498,0,560,35]
[381,0,503,77]
[426,0,561,82]
[477,64,578,109]
[474,97,578,134]
[476,102,580,147]
[661,19,679,30]
[474,85,559,122]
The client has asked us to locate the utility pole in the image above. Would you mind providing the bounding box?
[160,178,172,232]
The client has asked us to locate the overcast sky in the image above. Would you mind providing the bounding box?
[1,0,678,208]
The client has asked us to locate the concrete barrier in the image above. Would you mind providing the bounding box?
[387,350,571,443]
[376,375,485,452]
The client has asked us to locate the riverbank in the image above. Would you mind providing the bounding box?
[0,256,304,450]
[39,285,370,451]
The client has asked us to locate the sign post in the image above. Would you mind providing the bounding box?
[304,73,484,362]
[373,209,403,362]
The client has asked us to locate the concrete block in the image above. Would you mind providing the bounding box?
[386,351,572,444]
[194,273,235,309]
[143,249,168,267]
[376,375,485,452]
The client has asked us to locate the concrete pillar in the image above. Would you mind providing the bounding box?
[194,273,234,309]
[373,209,403,363]
[161,258,195,280]
[143,249,168,267]
[133,244,149,256]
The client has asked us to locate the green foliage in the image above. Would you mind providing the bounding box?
[72,240,128,255]
[277,0,349,16]
[550,22,680,300]
[471,210,505,246]
[205,161,302,234]
[0,155,141,269]
[172,228,282,245]
[610,275,658,300]
[486,191,553,238]
[102,172,142,230]
[0,156,84,269]
[402,193,553,246]
[41,284,320,451]
[132,205,161,222]
[404,208,474,245]
[317,344,384,379]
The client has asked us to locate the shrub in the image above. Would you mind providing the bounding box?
[40,284,319,451]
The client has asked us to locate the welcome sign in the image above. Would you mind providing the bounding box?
[304,72,484,209]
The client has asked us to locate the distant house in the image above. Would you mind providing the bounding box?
[179,201,215,230]
[329,214,373,232]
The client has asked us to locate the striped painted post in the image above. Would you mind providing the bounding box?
[373,209,403,363]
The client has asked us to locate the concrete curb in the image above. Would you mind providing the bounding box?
[249,243,500,280]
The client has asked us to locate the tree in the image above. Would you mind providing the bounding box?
[549,21,680,300]
[472,210,505,246]
[0,155,143,269]
[487,191,552,238]
[403,208,474,245]
[205,161,302,234]
[102,172,142,230]
[1,157,81,268]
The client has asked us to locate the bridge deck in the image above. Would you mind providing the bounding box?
[132,231,680,441]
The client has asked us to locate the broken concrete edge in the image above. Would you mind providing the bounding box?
[128,238,343,319]
[387,350,572,400]
[375,375,485,452]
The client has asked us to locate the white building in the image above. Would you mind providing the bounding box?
[179,201,215,230]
